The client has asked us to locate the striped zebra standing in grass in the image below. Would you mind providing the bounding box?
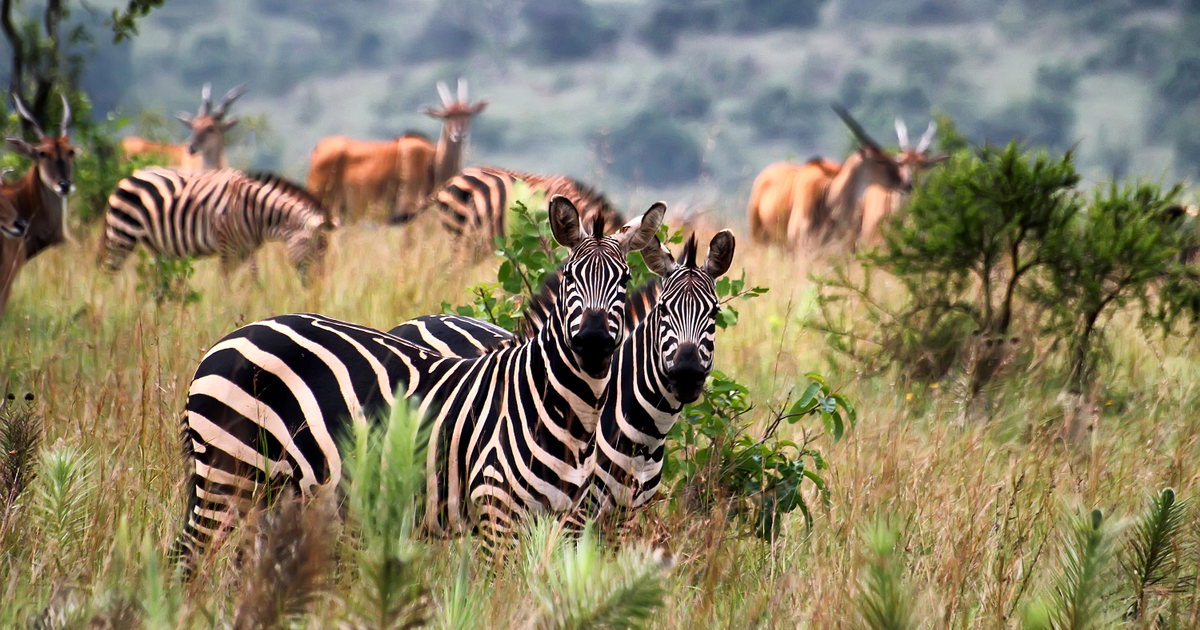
[101,168,336,281]
[391,230,736,521]
[416,166,626,251]
[176,196,665,562]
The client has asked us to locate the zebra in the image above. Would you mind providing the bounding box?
[176,196,665,562]
[418,166,626,250]
[390,230,736,522]
[100,168,336,281]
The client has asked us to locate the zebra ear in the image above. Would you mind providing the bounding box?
[702,230,735,278]
[640,236,676,277]
[614,201,666,254]
[548,195,584,249]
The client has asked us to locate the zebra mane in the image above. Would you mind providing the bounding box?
[682,234,699,268]
[566,177,624,234]
[245,171,324,209]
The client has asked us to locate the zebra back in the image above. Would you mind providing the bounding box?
[434,166,624,246]
[102,168,333,277]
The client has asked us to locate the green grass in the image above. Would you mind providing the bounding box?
[2,214,1200,628]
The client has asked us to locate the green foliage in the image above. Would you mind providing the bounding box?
[1034,181,1184,389]
[134,250,201,306]
[1025,509,1117,630]
[1122,488,1190,622]
[664,370,850,539]
[108,0,166,43]
[340,398,432,630]
[33,445,93,565]
[857,521,915,630]
[814,142,1083,383]
[523,518,668,630]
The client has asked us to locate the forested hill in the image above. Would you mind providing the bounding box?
[39,0,1200,213]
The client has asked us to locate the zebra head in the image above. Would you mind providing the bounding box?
[549,195,665,379]
[641,230,736,404]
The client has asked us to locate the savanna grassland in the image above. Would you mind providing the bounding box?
[2,203,1200,628]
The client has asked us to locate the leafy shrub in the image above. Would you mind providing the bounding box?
[607,112,703,186]
[134,250,201,306]
[745,86,824,144]
[814,142,1082,383]
[664,370,850,539]
[815,136,1200,393]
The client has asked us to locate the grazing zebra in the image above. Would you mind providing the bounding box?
[101,168,336,280]
[390,230,736,520]
[420,166,625,250]
[176,196,665,562]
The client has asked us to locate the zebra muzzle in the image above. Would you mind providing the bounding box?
[666,344,707,403]
[571,311,617,378]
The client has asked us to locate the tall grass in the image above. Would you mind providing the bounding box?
[1,219,1199,627]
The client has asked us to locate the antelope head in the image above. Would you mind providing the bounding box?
[422,78,488,143]
[7,94,79,197]
[894,117,949,184]
[176,83,247,156]
[832,104,910,193]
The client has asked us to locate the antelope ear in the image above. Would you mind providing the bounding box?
[640,236,676,277]
[614,201,666,253]
[6,137,35,158]
[175,113,194,127]
[548,195,584,249]
[222,118,239,131]
[702,230,736,278]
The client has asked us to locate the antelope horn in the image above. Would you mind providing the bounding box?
[917,120,937,153]
[200,83,213,116]
[895,118,910,150]
[832,103,883,152]
[458,77,468,103]
[437,81,453,107]
[12,94,45,139]
[215,83,248,118]
[59,94,71,135]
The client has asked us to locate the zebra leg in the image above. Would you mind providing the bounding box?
[100,226,138,272]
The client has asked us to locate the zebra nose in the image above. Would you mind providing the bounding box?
[571,310,617,377]
[667,343,707,403]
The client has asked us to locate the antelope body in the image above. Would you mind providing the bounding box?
[0,95,78,315]
[306,79,486,224]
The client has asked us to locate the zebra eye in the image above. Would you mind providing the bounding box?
[619,271,630,285]
[561,268,574,282]
[710,305,722,318]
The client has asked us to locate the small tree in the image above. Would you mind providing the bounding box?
[814,142,1082,382]
[1034,181,1183,390]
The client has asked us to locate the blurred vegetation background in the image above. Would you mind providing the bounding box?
[10,0,1200,220]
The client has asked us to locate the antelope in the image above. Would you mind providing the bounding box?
[747,157,839,248]
[306,78,487,224]
[0,94,78,315]
[858,118,947,247]
[120,83,247,172]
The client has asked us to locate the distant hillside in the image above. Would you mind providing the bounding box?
[70,0,1200,218]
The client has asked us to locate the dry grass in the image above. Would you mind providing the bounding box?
[2,216,1199,628]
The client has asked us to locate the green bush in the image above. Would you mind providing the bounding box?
[815,137,1200,393]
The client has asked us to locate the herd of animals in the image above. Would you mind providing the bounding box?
[0,78,967,565]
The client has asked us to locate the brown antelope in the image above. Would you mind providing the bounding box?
[858,118,947,247]
[306,78,487,224]
[120,83,247,171]
[0,94,78,315]
[747,158,839,248]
